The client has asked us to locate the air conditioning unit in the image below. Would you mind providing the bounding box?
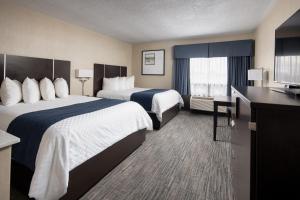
[190,96,227,113]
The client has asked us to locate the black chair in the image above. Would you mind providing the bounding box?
[213,96,233,141]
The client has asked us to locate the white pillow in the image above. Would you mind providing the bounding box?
[118,77,127,90]
[103,77,119,91]
[40,78,55,101]
[22,77,40,104]
[126,76,135,89]
[54,78,69,98]
[0,78,22,106]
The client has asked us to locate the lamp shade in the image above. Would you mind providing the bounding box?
[248,69,263,81]
[75,69,93,78]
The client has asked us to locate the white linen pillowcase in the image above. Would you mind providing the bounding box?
[22,77,41,104]
[0,78,22,106]
[118,77,127,90]
[126,76,135,89]
[54,78,69,98]
[40,78,56,101]
[103,77,119,91]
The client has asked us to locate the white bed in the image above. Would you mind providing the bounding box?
[0,95,152,200]
[97,88,184,122]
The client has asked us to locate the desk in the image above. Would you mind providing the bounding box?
[213,96,232,141]
[0,131,20,200]
[230,86,300,199]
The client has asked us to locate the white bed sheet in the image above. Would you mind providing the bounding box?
[0,96,152,200]
[97,88,184,121]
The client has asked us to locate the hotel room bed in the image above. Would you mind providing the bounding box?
[97,88,183,123]
[0,96,152,199]
[94,64,184,129]
[0,54,153,200]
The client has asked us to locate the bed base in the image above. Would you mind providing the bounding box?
[149,104,180,130]
[11,129,146,200]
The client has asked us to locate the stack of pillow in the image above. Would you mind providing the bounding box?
[0,77,69,106]
[103,76,134,91]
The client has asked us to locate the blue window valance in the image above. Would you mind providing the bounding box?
[209,40,255,57]
[174,43,209,58]
[173,40,255,58]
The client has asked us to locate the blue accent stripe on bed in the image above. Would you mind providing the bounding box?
[7,98,125,170]
[130,89,168,111]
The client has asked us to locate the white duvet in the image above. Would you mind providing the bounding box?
[0,96,152,200]
[97,88,184,121]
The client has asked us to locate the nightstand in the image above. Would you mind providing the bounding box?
[0,131,20,200]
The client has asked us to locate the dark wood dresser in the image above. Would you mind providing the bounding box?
[231,86,300,200]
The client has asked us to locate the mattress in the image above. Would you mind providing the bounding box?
[0,95,152,200]
[97,88,184,121]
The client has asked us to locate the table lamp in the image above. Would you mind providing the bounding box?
[248,69,263,87]
[75,69,93,95]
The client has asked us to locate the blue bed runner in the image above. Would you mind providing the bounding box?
[130,89,168,111]
[7,98,125,170]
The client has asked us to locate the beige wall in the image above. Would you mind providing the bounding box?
[255,0,300,87]
[132,33,254,89]
[133,0,300,89]
[0,2,132,95]
[4,0,300,92]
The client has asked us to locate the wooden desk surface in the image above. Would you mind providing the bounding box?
[214,96,233,104]
[213,96,232,141]
[232,86,300,109]
[0,131,20,149]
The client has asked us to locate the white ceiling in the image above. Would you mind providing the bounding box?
[11,0,276,43]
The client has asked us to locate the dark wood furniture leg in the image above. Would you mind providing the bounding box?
[227,108,232,126]
[213,102,218,141]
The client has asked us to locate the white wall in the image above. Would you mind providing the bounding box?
[255,0,300,87]
[0,1,132,96]
[132,33,254,89]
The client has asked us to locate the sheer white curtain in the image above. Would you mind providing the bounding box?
[190,57,228,97]
[275,56,300,84]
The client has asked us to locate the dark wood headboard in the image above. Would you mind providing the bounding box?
[2,54,71,87]
[93,64,127,96]
[6,55,53,82]
[54,60,71,86]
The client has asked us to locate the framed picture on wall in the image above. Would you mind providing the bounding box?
[141,49,165,75]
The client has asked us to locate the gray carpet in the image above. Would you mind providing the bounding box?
[12,111,234,200]
[81,111,233,200]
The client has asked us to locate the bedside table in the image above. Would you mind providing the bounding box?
[0,131,20,200]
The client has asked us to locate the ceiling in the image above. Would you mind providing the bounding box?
[11,0,276,43]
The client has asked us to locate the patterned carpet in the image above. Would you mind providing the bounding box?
[81,111,233,200]
[12,111,234,200]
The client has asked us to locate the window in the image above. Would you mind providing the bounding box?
[275,55,300,84]
[190,57,228,97]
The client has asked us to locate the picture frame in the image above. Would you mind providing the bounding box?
[141,49,165,75]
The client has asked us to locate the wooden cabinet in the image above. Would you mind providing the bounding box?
[231,86,300,200]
